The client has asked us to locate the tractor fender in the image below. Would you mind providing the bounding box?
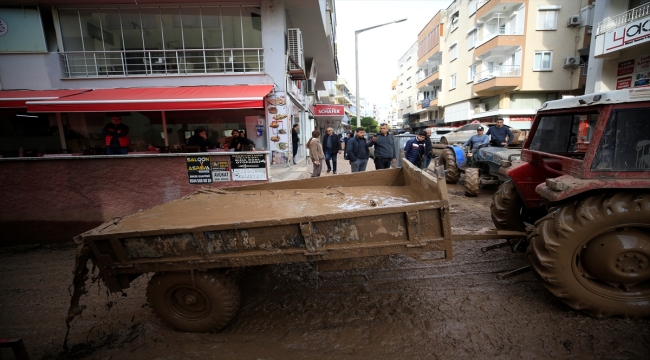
[537,176,650,203]
[446,145,466,168]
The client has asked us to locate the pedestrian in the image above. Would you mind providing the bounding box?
[187,128,214,152]
[292,124,300,164]
[486,118,514,147]
[463,126,489,151]
[371,123,396,170]
[102,115,129,155]
[322,127,341,174]
[342,131,353,160]
[346,127,371,173]
[404,131,430,169]
[423,128,434,169]
[307,130,325,177]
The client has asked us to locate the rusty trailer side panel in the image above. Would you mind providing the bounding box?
[78,161,453,289]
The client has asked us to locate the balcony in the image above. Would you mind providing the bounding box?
[594,3,650,58]
[417,66,440,87]
[476,0,524,20]
[473,65,521,94]
[475,28,524,58]
[417,97,438,109]
[59,49,264,78]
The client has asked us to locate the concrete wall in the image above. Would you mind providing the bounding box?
[0,154,268,246]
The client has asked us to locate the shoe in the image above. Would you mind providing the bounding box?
[333,172,337,174]
[326,169,331,173]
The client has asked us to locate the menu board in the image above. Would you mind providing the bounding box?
[266,92,292,165]
[186,156,213,184]
[231,154,267,181]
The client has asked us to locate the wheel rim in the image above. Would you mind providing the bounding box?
[165,284,212,321]
[575,226,650,301]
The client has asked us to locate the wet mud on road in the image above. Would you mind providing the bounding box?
[1,184,648,359]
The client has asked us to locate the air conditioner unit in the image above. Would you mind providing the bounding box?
[563,57,581,68]
[474,103,486,113]
[306,79,315,95]
[287,28,304,71]
[567,15,582,27]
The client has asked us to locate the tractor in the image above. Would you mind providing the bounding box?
[489,88,650,318]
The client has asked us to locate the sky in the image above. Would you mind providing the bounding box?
[334,0,452,109]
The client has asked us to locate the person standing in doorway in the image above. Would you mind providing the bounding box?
[292,124,300,164]
[307,130,325,177]
[322,127,341,174]
[102,115,129,155]
[346,127,371,173]
[371,123,396,170]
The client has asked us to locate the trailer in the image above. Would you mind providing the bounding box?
[66,160,526,334]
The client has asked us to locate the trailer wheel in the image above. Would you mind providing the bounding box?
[438,148,460,184]
[490,181,526,231]
[527,192,650,318]
[464,168,479,197]
[147,271,240,332]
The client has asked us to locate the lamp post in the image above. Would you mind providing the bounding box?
[355,18,407,128]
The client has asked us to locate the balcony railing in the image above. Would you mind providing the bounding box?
[597,3,650,35]
[474,65,521,84]
[59,49,264,78]
[477,28,524,47]
[417,65,439,83]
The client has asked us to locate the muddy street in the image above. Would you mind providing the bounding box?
[1,184,648,360]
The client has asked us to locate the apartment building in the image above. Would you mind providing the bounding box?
[318,76,355,130]
[412,0,592,132]
[395,42,419,131]
[588,0,650,93]
[388,79,400,128]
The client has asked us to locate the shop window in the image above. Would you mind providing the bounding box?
[533,51,553,71]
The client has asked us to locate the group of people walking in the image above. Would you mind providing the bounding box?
[303,118,514,177]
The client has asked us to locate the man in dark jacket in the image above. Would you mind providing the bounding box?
[346,127,371,173]
[292,124,300,164]
[371,123,396,169]
[230,129,254,152]
[187,128,214,152]
[322,127,341,174]
[102,115,130,155]
[404,131,430,169]
[486,118,514,147]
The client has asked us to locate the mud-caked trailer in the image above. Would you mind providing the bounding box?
[491,88,650,318]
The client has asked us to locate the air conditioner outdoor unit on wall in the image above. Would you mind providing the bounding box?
[306,79,315,95]
[474,103,486,113]
[287,28,304,71]
[563,57,581,68]
[567,15,582,27]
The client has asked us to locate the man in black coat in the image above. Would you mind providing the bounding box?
[322,127,342,174]
[292,124,300,164]
[187,128,214,152]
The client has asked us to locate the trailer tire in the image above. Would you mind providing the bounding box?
[490,181,526,231]
[464,168,480,197]
[527,192,650,318]
[147,271,240,332]
[439,148,460,184]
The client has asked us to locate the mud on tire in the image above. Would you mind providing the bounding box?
[527,192,650,318]
[438,148,460,184]
[490,181,526,231]
[464,168,479,197]
[147,271,240,332]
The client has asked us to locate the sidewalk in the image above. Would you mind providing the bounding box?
[306,152,376,177]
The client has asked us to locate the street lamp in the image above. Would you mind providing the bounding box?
[355,18,407,128]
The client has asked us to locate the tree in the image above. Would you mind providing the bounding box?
[350,116,379,133]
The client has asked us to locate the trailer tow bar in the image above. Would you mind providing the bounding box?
[480,238,526,253]
[496,265,531,280]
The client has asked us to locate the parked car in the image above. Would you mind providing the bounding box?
[429,127,455,144]
[440,123,522,146]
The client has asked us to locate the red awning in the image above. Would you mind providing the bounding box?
[26,85,275,113]
[0,89,89,108]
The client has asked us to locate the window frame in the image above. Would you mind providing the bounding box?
[450,73,457,90]
[533,51,553,71]
[450,43,458,61]
[468,63,477,83]
[537,9,559,31]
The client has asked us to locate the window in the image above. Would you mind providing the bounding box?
[0,6,47,52]
[408,97,412,107]
[537,10,559,30]
[450,74,457,89]
[593,109,650,171]
[534,51,553,71]
[467,30,476,49]
[468,63,477,83]
[529,113,598,155]
[449,11,459,31]
[406,76,412,88]
[450,43,458,61]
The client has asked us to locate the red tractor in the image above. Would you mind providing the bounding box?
[491,88,650,318]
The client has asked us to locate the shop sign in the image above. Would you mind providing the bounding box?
[231,154,267,181]
[634,71,650,87]
[510,116,534,122]
[267,92,291,165]
[617,59,635,76]
[636,54,650,70]
[617,76,633,89]
[314,104,344,116]
[604,18,650,54]
[186,156,212,184]
[211,159,230,182]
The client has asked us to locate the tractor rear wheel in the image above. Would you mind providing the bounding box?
[147,271,240,332]
[490,181,526,231]
[527,192,650,318]
[464,168,479,197]
[438,148,460,184]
